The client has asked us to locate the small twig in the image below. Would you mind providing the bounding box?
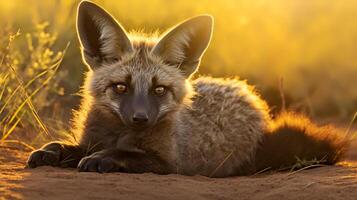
[209,150,234,178]
[0,139,35,151]
[285,164,326,177]
[250,167,272,177]
[279,76,286,113]
[344,111,357,140]
[85,139,101,156]
[60,156,77,165]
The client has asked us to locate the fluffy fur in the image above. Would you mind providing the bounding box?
[27,1,349,177]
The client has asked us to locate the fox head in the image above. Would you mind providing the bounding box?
[76,1,213,130]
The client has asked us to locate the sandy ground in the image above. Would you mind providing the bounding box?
[1,142,357,200]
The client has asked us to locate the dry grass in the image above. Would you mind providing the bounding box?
[0,24,69,147]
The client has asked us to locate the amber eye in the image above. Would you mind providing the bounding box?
[154,86,166,96]
[114,83,127,94]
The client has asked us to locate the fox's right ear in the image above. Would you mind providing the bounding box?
[152,15,213,78]
[76,1,133,70]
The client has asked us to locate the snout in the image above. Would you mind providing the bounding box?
[128,110,155,130]
[132,112,149,124]
[118,92,159,130]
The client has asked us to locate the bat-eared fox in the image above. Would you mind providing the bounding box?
[27,1,348,177]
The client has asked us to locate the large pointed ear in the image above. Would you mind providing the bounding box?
[76,1,133,69]
[151,15,213,77]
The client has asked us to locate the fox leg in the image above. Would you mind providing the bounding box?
[27,142,84,168]
[77,149,173,174]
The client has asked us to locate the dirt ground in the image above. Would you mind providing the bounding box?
[0,141,357,200]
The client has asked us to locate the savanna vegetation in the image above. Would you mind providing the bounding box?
[0,0,356,148]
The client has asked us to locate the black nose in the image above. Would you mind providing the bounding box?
[132,112,149,123]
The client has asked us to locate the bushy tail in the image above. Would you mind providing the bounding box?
[255,112,350,172]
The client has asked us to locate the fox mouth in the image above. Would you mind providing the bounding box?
[130,124,151,131]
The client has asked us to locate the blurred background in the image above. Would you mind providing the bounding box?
[0,0,356,147]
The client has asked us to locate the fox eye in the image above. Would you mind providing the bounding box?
[113,83,128,94]
[154,86,166,96]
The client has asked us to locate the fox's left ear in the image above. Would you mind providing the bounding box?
[152,15,213,78]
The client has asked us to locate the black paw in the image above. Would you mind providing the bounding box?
[26,150,60,168]
[77,155,127,173]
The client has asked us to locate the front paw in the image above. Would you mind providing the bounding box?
[27,150,60,168]
[77,154,127,173]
